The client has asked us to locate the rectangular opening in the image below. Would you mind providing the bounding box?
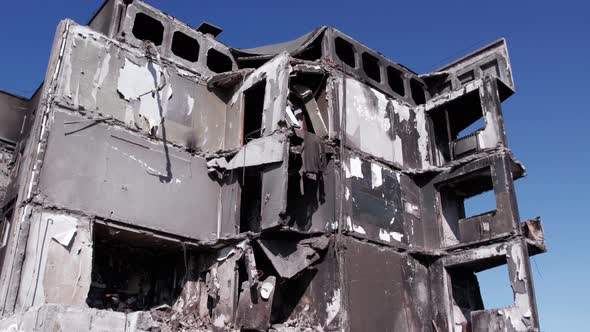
[438,168,496,244]
[430,90,485,162]
[437,81,453,96]
[463,190,496,219]
[457,116,484,139]
[481,59,500,78]
[294,37,323,61]
[458,70,475,85]
[387,66,405,96]
[476,264,514,309]
[362,52,381,82]
[132,12,164,46]
[410,78,426,105]
[449,268,484,330]
[207,48,233,73]
[0,197,16,249]
[288,73,329,136]
[288,92,316,134]
[243,80,266,142]
[334,37,356,68]
[87,224,202,312]
[171,31,200,62]
[239,169,262,233]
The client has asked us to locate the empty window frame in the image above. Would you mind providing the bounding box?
[410,78,426,105]
[243,80,267,142]
[171,31,200,62]
[207,48,233,73]
[87,225,197,311]
[294,37,323,61]
[362,52,381,82]
[448,267,484,329]
[475,264,514,309]
[387,66,405,96]
[438,168,501,244]
[239,169,262,233]
[334,37,356,68]
[458,70,475,86]
[132,13,164,46]
[430,90,485,161]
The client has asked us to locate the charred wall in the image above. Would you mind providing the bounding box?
[0,1,545,331]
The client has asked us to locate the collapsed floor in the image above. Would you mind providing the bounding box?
[0,0,546,331]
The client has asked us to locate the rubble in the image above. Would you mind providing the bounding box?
[0,0,545,331]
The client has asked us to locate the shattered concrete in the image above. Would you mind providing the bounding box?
[0,0,545,331]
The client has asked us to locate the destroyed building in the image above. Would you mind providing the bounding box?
[0,0,546,331]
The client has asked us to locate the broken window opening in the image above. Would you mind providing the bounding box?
[206,48,233,73]
[410,78,426,105]
[132,13,164,46]
[294,38,323,61]
[457,116,484,140]
[87,224,201,312]
[438,168,496,244]
[243,80,266,142]
[448,267,484,330]
[0,197,16,248]
[334,37,356,68]
[387,66,405,97]
[171,31,200,62]
[430,109,451,162]
[239,168,262,233]
[430,90,485,162]
[476,264,514,309]
[481,59,500,78]
[289,74,329,136]
[463,190,496,220]
[287,93,317,134]
[362,52,381,83]
[458,70,475,86]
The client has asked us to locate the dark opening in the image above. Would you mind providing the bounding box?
[481,59,500,78]
[0,197,16,248]
[334,37,356,68]
[132,13,164,46]
[387,66,405,96]
[438,168,499,244]
[289,73,330,136]
[87,224,201,312]
[171,31,200,62]
[430,90,484,162]
[288,96,316,134]
[243,80,266,142]
[410,78,426,105]
[207,48,233,73]
[362,52,381,82]
[239,169,262,233]
[449,268,484,329]
[295,37,323,61]
[458,70,475,86]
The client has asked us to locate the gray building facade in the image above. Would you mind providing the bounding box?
[0,1,545,331]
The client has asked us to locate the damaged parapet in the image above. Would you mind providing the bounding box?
[0,0,545,331]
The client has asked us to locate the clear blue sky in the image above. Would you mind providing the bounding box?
[1,1,587,330]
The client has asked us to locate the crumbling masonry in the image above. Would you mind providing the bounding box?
[0,1,546,331]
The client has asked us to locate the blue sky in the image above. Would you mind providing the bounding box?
[0,0,587,330]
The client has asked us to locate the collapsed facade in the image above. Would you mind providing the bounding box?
[0,0,546,331]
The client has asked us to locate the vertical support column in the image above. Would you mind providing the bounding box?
[479,77,508,149]
[491,153,521,234]
[506,240,540,331]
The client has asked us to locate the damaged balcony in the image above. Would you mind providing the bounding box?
[0,0,545,331]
